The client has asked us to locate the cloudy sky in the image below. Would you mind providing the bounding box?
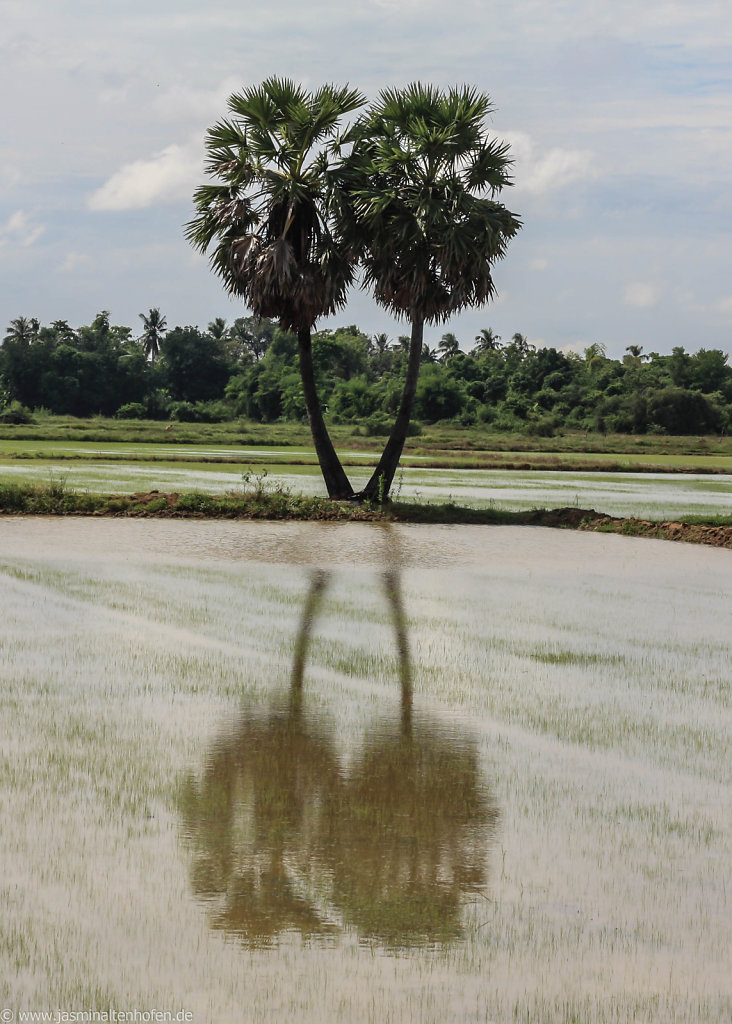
[2,0,731,358]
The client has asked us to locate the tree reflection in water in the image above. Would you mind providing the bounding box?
[179,542,498,950]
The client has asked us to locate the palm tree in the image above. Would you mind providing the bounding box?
[472,327,501,355]
[510,332,531,355]
[207,316,228,341]
[138,308,167,365]
[371,332,390,355]
[186,77,365,499]
[4,316,39,346]
[334,83,521,500]
[437,332,460,362]
[623,344,646,368]
[50,320,77,346]
[584,342,607,375]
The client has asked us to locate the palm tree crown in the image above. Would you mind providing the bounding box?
[473,327,502,354]
[332,83,520,500]
[185,77,365,333]
[186,78,365,500]
[138,308,167,364]
[4,316,39,346]
[438,332,460,361]
[335,83,521,325]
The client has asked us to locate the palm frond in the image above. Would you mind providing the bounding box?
[333,82,520,324]
[186,79,365,331]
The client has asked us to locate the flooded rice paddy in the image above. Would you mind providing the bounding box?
[1,456,731,518]
[1,519,730,1022]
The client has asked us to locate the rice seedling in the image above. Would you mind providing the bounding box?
[0,452,730,518]
[0,521,729,1022]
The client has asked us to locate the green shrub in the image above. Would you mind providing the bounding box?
[195,400,234,423]
[116,402,147,420]
[491,410,526,433]
[0,401,34,424]
[0,482,27,510]
[169,401,198,422]
[169,399,234,423]
[526,414,558,437]
[362,413,392,436]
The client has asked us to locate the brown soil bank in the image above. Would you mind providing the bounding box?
[512,506,732,548]
[389,504,732,550]
[573,511,732,549]
[1,485,730,550]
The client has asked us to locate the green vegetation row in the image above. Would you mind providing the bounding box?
[3,313,731,439]
[3,413,730,458]
[2,480,730,549]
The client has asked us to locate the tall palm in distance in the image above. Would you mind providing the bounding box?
[138,308,167,365]
[186,77,365,499]
[624,344,646,368]
[371,332,390,356]
[4,316,39,346]
[438,332,460,362]
[207,317,228,341]
[510,332,531,355]
[472,327,501,355]
[334,83,521,500]
[50,320,77,345]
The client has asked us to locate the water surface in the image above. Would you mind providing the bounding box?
[1,519,729,1022]
[1,458,730,517]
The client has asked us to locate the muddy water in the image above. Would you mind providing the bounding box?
[1,458,731,517]
[0,519,730,1023]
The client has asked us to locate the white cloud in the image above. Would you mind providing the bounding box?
[0,163,22,190]
[370,0,435,9]
[88,142,203,211]
[151,76,243,124]
[559,340,589,356]
[525,148,596,194]
[58,251,88,273]
[529,257,549,271]
[504,132,596,195]
[0,209,45,247]
[623,282,661,308]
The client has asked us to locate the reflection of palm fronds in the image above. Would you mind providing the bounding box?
[179,703,340,945]
[179,707,497,949]
[179,551,498,949]
[318,721,497,946]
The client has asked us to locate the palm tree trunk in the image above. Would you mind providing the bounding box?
[357,318,424,502]
[297,328,353,499]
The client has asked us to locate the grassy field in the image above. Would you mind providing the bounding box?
[0,416,730,524]
[2,415,731,471]
[1,520,729,1022]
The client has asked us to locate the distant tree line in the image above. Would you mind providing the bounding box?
[1,312,730,436]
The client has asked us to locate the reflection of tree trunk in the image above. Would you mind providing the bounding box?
[297,328,353,499]
[291,545,413,726]
[291,569,330,691]
[382,568,412,732]
[357,318,424,502]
